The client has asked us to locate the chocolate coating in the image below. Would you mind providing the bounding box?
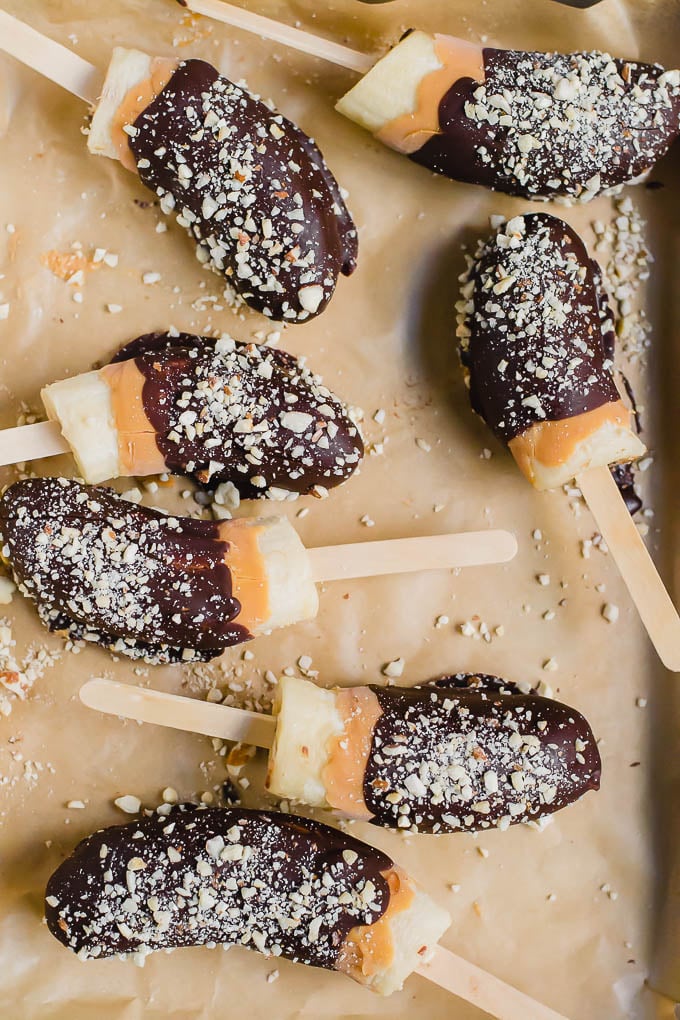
[45,806,392,968]
[0,477,246,664]
[611,462,643,516]
[363,674,600,834]
[130,59,357,321]
[456,213,620,443]
[111,332,363,498]
[412,49,680,201]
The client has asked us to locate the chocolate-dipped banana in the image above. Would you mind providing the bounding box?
[266,674,600,834]
[336,32,680,202]
[0,477,317,664]
[45,806,450,995]
[455,213,645,489]
[88,49,357,321]
[41,332,363,496]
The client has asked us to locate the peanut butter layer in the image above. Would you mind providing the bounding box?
[217,519,270,632]
[111,57,179,172]
[322,686,383,820]
[377,35,485,154]
[508,399,634,482]
[100,360,167,477]
[336,866,415,981]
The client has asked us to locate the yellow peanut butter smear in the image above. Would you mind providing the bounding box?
[100,360,167,477]
[111,57,180,171]
[376,35,485,154]
[322,686,383,820]
[216,519,270,633]
[336,866,416,981]
[508,399,635,484]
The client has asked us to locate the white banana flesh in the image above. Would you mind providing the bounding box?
[335,31,441,134]
[364,885,451,996]
[41,371,120,484]
[266,675,341,805]
[248,524,319,635]
[88,47,155,161]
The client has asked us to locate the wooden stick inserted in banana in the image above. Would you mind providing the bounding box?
[0,12,358,323]
[1,478,517,665]
[46,788,571,1019]
[0,331,365,501]
[177,0,680,204]
[75,677,587,1011]
[456,213,680,671]
[81,672,601,838]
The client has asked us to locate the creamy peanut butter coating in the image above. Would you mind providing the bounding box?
[0,478,317,664]
[43,332,364,495]
[455,213,645,489]
[268,674,600,834]
[45,806,450,996]
[337,32,680,202]
[92,53,357,321]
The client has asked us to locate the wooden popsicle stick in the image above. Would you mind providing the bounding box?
[418,945,571,1020]
[80,677,276,748]
[0,420,70,468]
[0,10,102,104]
[308,530,518,581]
[576,466,680,672]
[178,0,374,73]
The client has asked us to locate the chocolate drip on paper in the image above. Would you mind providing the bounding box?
[610,374,643,514]
[45,807,392,967]
[0,478,246,664]
[611,462,643,516]
[362,674,600,834]
[412,49,680,201]
[111,332,363,498]
[129,60,357,321]
[457,213,621,444]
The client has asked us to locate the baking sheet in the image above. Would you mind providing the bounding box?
[0,1,678,1017]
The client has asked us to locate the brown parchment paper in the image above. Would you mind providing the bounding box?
[0,1,678,1018]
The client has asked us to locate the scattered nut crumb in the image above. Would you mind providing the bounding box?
[114,795,141,814]
[382,658,405,679]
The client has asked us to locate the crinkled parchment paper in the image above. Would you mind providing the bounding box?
[0,1,678,1018]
